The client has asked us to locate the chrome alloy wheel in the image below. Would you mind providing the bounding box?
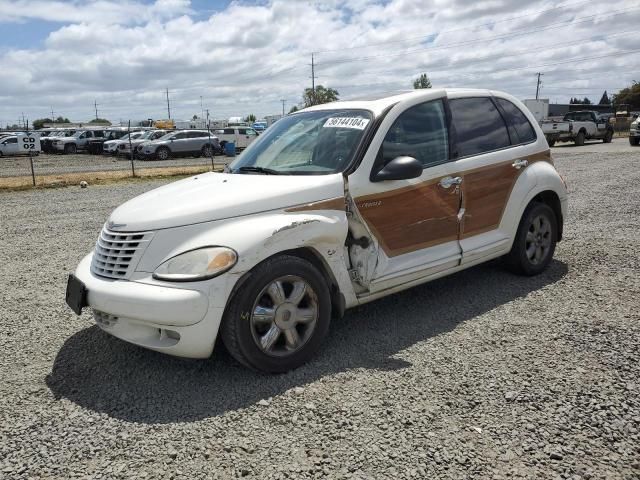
[526,214,552,265]
[250,275,319,357]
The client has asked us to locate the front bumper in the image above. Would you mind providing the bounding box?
[73,253,225,358]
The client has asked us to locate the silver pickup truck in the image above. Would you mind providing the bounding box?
[541,110,613,147]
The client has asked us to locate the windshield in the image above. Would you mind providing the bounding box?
[230,109,372,175]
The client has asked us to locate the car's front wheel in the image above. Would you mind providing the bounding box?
[202,144,213,157]
[630,137,639,146]
[64,143,77,154]
[505,202,558,276]
[221,255,331,373]
[156,147,170,160]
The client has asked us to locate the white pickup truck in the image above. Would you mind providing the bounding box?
[541,110,613,146]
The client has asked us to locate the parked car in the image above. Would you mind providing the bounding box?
[0,134,40,156]
[212,127,259,151]
[41,129,77,153]
[66,88,567,373]
[118,130,169,158]
[252,121,267,133]
[541,110,613,146]
[629,116,639,146]
[51,129,106,154]
[138,130,220,160]
[102,131,146,155]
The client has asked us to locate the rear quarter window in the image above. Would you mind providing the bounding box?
[495,98,537,144]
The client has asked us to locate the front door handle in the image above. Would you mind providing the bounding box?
[512,159,529,169]
[439,176,462,189]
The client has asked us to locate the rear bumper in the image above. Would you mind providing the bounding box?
[73,253,224,358]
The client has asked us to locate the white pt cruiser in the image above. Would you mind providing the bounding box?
[67,89,568,373]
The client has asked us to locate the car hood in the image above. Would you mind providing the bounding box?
[107,171,345,231]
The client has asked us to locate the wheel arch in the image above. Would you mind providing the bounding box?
[530,190,563,241]
[225,247,346,321]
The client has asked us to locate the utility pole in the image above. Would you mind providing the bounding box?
[535,72,544,100]
[200,96,204,122]
[94,100,99,120]
[50,107,55,120]
[281,99,286,116]
[166,88,171,119]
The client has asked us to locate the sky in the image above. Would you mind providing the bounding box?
[0,0,639,126]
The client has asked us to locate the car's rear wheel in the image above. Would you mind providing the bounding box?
[547,137,556,147]
[505,202,557,276]
[156,147,170,161]
[202,144,213,157]
[64,143,77,155]
[630,137,639,146]
[603,130,613,143]
[574,131,585,146]
[221,255,331,373]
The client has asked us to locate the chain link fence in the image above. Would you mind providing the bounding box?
[0,127,233,188]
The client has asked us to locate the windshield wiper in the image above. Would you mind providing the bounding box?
[237,166,284,175]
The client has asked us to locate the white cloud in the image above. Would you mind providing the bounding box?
[0,0,638,125]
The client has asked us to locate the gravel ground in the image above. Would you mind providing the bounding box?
[0,152,226,177]
[1,141,639,479]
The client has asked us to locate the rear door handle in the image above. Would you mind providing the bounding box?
[439,176,462,189]
[512,159,529,169]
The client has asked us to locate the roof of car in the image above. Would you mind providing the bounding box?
[301,88,496,116]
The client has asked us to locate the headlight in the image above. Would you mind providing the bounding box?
[153,246,237,281]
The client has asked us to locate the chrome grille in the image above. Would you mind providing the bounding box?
[90,226,153,279]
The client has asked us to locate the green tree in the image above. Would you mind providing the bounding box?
[33,118,53,129]
[245,114,256,123]
[89,118,111,125]
[289,105,299,114]
[413,73,432,89]
[612,81,640,109]
[192,114,199,120]
[55,116,70,123]
[303,85,339,107]
[598,91,610,105]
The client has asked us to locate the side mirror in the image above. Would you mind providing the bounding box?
[372,156,423,182]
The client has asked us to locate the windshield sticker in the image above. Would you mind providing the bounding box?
[323,117,370,130]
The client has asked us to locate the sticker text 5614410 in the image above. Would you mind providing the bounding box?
[323,117,370,130]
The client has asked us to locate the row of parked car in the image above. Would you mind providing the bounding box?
[0,125,261,159]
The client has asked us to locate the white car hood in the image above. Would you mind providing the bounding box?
[108,171,345,231]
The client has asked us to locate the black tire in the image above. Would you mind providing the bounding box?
[64,143,77,155]
[547,138,556,147]
[603,130,613,143]
[221,255,331,373]
[630,137,639,146]
[201,144,213,157]
[574,131,585,146]
[505,202,558,276]
[156,146,170,161]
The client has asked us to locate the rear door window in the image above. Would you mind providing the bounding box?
[495,98,537,144]
[223,128,235,135]
[449,97,511,157]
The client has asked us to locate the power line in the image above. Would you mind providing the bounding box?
[313,0,596,54]
[315,7,640,67]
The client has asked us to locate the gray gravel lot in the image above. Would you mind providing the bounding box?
[0,141,639,479]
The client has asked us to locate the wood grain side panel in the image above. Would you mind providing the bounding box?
[355,180,459,257]
[285,197,346,213]
[460,150,551,239]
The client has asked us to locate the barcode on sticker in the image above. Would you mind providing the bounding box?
[323,117,370,130]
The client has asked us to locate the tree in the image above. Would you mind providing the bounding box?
[413,73,432,89]
[89,118,111,125]
[55,116,70,123]
[33,118,53,129]
[303,85,339,107]
[612,81,640,109]
[598,91,610,105]
[192,114,199,120]
[245,114,256,123]
[570,97,592,105]
[289,105,299,114]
